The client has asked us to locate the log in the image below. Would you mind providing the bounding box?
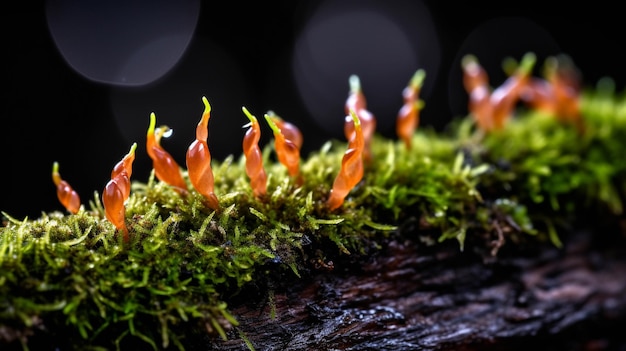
[210,230,626,351]
[3,230,624,351]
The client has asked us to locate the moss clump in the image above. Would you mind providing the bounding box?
[1,64,626,349]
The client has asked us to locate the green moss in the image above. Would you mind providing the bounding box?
[1,69,626,349]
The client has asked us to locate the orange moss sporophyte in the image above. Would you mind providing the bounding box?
[265,112,302,181]
[396,69,426,150]
[267,111,304,150]
[242,106,268,197]
[186,96,219,210]
[327,109,365,211]
[520,55,582,124]
[267,110,303,150]
[462,54,491,131]
[103,143,137,242]
[51,161,81,214]
[146,112,188,194]
[345,75,376,162]
[462,53,536,131]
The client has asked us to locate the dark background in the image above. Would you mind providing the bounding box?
[3,1,625,219]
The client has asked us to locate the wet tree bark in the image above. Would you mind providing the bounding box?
[211,230,626,351]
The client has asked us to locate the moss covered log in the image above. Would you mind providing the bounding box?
[1,56,626,350]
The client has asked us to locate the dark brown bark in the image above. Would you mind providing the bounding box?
[212,230,626,351]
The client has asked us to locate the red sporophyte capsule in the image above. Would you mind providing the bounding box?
[241,106,267,197]
[396,69,426,150]
[490,53,535,130]
[520,56,581,124]
[103,143,137,242]
[462,53,535,132]
[345,75,368,113]
[344,75,376,162]
[146,112,188,194]
[462,55,489,93]
[462,55,492,131]
[521,77,551,110]
[186,96,219,210]
[327,110,364,211]
[51,162,81,214]
[267,110,303,150]
[265,113,301,180]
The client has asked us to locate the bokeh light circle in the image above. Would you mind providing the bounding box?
[292,0,440,139]
[46,0,200,86]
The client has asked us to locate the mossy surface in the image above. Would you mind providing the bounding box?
[1,78,625,349]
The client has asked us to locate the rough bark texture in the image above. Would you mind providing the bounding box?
[211,230,626,351]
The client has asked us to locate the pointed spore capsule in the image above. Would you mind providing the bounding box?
[103,143,137,242]
[242,106,267,197]
[327,109,364,211]
[51,162,81,214]
[146,112,187,193]
[186,96,219,210]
